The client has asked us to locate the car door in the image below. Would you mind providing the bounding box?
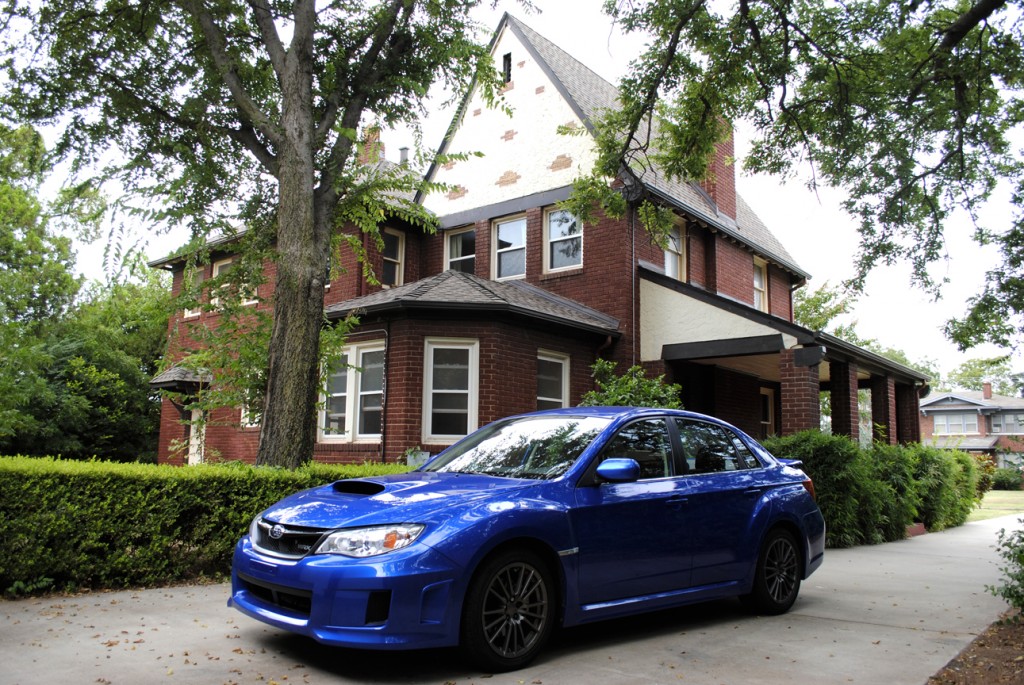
[674,418,766,587]
[571,418,692,605]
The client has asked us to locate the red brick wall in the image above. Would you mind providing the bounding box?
[713,367,762,436]
[699,131,736,220]
[780,349,821,435]
[871,375,898,445]
[829,361,860,441]
[687,224,709,289]
[715,239,754,305]
[768,264,792,320]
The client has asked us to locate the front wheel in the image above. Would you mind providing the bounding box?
[741,528,802,615]
[461,549,555,672]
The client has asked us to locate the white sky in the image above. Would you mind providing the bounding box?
[74,0,1013,379]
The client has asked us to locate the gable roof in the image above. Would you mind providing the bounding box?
[325,270,620,337]
[499,14,809,282]
[921,390,1024,412]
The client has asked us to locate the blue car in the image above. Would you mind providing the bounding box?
[229,407,825,671]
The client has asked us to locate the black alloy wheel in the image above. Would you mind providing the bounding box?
[461,548,555,672]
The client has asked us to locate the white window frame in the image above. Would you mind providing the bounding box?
[537,351,570,410]
[759,387,775,436]
[445,226,476,274]
[753,257,768,312]
[664,223,686,281]
[543,208,582,273]
[933,412,979,435]
[183,265,205,319]
[211,256,258,308]
[422,338,479,444]
[318,341,386,443]
[493,215,527,280]
[381,228,405,288]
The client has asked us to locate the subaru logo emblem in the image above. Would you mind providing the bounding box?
[269,524,286,540]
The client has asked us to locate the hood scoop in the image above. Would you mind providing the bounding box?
[332,480,386,496]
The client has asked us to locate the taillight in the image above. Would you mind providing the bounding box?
[801,478,816,501]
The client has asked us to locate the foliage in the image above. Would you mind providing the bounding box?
[987,519,1024,620]
[1,1,503,469]
[793,281,867,346]
[0,456,411,597]
[945,356,1024,396]
[0,124,82,440]
[0,259,171,462]
[993,466,1024,491]
[583,0,1024,352]
[765,432,980,547]
[910,444,981,531]
[578,359,682,408]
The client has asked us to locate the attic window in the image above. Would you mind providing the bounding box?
[502,52,512,84]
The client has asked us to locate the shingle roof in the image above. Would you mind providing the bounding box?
[325,270,620,337]
[503,14,808,280]
[149,366,212,390]
[921,390,1024,411]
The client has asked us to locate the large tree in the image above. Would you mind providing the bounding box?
[1,1,500,467]
[581,0,1023,349]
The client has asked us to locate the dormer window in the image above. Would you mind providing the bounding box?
[381,228,404,287]
[664,224,686,281]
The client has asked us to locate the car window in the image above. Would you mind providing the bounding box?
[599,418,672,479]
[674,419,761,474]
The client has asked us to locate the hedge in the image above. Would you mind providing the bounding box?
[764,432,983,548]
[0,456,410,597]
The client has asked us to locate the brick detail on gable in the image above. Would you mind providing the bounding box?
[501,81,514,93]
[447,185,468,200]
[473,108,482,117]
[442,160,456,171]
[549,154,572,171]
[496,170,521,187]
[501,129,517,142]
[535,85,545,94]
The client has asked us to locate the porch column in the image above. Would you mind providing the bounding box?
[780,348,821,435]
[896,383,922,444]
[829,361,860,442]
[871,374,898,445]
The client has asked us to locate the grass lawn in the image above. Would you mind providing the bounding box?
[969,489,1024,522]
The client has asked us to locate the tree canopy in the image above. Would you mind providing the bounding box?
[1,1,502,467]
[584,0,1024,351]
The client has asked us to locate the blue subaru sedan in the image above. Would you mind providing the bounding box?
[229,407,825,671]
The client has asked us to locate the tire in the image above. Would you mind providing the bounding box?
[461,548,555,672]
[741,528,802,615]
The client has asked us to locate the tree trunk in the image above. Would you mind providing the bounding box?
[255,34,328,469]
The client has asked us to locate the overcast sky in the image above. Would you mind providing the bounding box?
[87,0,1012,378]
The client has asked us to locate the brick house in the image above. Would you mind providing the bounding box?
[149,14,928,465]
[920,383,1024,468]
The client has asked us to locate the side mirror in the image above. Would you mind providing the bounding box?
[596,458,640,483]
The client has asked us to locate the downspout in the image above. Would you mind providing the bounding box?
[630,204,637,366]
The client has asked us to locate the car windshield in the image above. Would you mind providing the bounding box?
[423,415,612,479]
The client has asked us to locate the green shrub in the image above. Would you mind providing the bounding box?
[987,519,1024,620]
[866,442,921,543]
[0,456,410,597]
[993,467,1023,491]
[764,431,887,548]
[909,445,980,531]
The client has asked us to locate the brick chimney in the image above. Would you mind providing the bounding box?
[699,127,737,220]
[359,126,385,165]
[983,382,992,399]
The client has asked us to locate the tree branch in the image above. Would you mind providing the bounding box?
[245,0,287,78]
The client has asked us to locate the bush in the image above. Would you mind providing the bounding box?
[867,442,921,543]
[0,456,410,597]
[764,431,888,548]
[987,519,1024,620]
[993,467,1023,491]
[910,445,980,531]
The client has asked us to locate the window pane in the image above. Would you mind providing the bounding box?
[676,419,755,473]
[550,237,581,269]
[537,358,564,407]
[548,210,580,240]
[360,351,384,391]
[382,231,401,260]
[432,393,469,411]
[432,349,469,390]
[381,261,398,285]
[432,412,468,436]
[497,219,525,248]
[449,231,475,259]
[602,419,671,479]
[498,248,526,277]
[450,256,475,273]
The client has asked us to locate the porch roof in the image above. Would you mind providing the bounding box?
[325,270,621,338]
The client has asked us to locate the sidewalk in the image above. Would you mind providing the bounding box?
[3,514,1021,685]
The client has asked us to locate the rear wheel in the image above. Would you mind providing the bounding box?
[461,548,555,672]
[742,528,802,615]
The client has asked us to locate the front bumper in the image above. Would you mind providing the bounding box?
[228,537,464,650]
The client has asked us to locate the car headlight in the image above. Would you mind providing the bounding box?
[314,524,425,558]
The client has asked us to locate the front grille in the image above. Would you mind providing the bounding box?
[251,518,327,559]
[239,573,312,615]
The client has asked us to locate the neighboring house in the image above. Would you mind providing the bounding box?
[149,14,928,466]
[920,383,1024,469]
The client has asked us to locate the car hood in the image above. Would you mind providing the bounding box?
[259,471,536,529]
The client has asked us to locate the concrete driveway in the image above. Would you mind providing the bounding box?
[3,514,1021,685]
